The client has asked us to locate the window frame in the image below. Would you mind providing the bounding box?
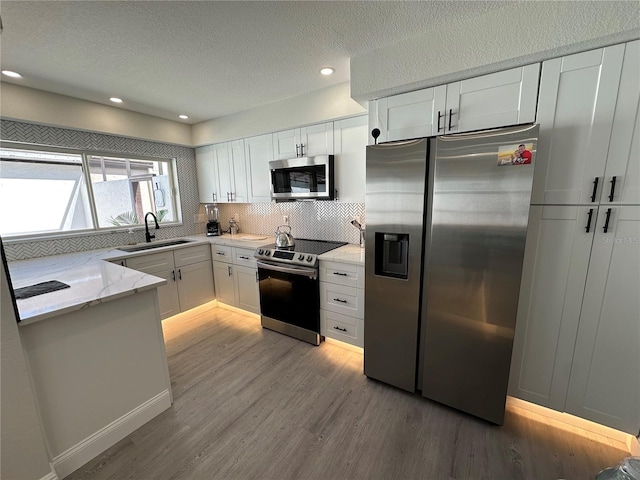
[0,142,182,241]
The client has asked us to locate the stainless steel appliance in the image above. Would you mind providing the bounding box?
[205,203,221,236]
[364,124,539,425]
[255,239,346,345]
[270,155,335,201]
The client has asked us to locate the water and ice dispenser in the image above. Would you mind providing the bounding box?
[375,233,409,279]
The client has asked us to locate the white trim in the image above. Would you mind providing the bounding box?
[52,390,171,479]
[506,396,637,452]
[38,467,58,480]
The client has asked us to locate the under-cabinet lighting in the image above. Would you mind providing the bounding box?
[2,70,22,78]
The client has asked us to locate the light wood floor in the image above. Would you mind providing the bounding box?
[66,304,628,480]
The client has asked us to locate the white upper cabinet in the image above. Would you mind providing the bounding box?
[195,145,217,203]
[445,64,539,134]
[272,122,334,159]
[532,44,626,205]
[371,85,446,143]
[244,133,274,203]
[214,140,247,203]
[564,206,640,434]
[601,40,640,205]
[369,64,540,144]
[334,115,368,203]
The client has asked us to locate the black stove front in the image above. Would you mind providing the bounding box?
[255,239,346,345]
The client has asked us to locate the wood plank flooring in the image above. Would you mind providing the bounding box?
[66,304,629,480]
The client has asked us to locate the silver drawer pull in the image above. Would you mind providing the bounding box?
[332,272,348,276]
[333,326,347,332]
[333,298,348,303]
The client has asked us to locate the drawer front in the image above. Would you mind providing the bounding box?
[320,260,364,289]
[319,282,363,318]
[211,244,233,263]
[233,247,257,268]
[321,309,363,347]
[174,244,212,267]
[125,250,175,273]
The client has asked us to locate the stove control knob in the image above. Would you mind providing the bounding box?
[258,249,264,255]
[265,250,271,256]
[306,255,313,262]
[298,254,305,261]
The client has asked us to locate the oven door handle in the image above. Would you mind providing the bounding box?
[256,260,317,279]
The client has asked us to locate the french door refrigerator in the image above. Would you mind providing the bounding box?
[364,124,539,425]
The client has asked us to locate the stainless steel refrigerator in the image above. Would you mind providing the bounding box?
[364,124,538,425]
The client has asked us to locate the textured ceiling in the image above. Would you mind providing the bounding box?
[0,1,505,124]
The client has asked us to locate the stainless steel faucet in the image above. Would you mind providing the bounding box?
[144,212,160,242]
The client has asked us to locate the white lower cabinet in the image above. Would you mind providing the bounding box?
[212,244,260,314]
[122,244,214,320]
[319,260,364,348]
[509,205,640,435]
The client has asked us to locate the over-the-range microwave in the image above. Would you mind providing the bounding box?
[269,155,335,201]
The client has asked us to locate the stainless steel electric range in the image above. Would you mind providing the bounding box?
[254,239,346,345]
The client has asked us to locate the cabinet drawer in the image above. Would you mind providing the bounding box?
[320,261,364,289]
[321,309,363,347]
[174,244,211,267]
[233,247,257,268]
[320,282,363,319]
[125,251,175,274]
[211,244,233,263]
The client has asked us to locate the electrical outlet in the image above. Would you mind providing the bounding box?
[283,215,289,225]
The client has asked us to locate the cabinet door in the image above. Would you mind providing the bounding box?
[213,142,233,203]
[176,261,214,311]
[195,145,217,203]
[244,134,274,203]
[445,64,540,134]
[508,205,596,411]
[234,265,260,314]
[532,44,625,205]
[155,268,181,320]
[229,139,247,203]
[375,85,446,142]
[213,260,236,306]
[300,122,334,157]
[601,41,640,205]
[564,206,640,434]
[273,129,298,160]
[333,116,367,203]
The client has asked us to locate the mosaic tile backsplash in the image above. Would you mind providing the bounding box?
[2,120,365,260]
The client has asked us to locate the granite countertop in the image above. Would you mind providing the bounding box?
[8,233,274,325]
[318,243,365,266]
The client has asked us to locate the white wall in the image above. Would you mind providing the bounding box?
[191,82,366,146]
[0,82,192,146]
[1,260,53,480]
[351,1,640,102]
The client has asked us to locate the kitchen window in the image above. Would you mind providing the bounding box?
[0,144,180,238]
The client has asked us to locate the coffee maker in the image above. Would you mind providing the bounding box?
[205,204,221,236]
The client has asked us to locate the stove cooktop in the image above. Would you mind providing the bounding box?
[254,239,347,267]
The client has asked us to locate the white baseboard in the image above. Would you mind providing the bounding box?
[506,396,638,453]
[52,390,171,479]
[39,467,58,480]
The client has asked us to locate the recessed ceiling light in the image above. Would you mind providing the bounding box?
[178,114,189,120]
[320,67,335,76]
[109,97,123,103]
[2,70,23,78]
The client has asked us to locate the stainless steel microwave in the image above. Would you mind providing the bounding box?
[269,155,335,201]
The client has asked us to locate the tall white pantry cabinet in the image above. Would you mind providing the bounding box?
[509,41,640,435]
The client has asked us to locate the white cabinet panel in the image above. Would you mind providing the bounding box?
[195,145,217,203]
[234,265,260,314]
[333,116,367,203]
[601,40,640,206]
[177,261,215,311]
[321,309,364,348]
[301,122,334,157]
[319,260,364,289]
[320,282,363,319]
[154,268,181,320]
[174,244,211,267]
[564,206,640,435]
[509,206,595,411]
[273,129,298,161]
[213,260,236,306]
[244,134,273,203]
[532,44,625,205]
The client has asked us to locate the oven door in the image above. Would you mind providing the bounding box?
[257,260,320,344]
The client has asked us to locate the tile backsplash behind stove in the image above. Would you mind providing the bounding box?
[208,202,365,245]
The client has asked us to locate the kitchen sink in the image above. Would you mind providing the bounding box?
[118,238,195,252]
